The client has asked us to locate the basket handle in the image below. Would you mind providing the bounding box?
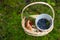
[21,2,55,21]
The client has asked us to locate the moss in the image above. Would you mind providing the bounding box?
[0,0,60,40]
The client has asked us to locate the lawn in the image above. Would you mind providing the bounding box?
[0,0,60,40]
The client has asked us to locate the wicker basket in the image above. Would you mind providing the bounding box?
[21,2,55,36]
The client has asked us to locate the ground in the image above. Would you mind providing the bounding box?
[0,0,60,40]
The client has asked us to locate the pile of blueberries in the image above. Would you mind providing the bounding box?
[37,19,51,30]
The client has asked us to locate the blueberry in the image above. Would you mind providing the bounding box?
[37,19,50,30]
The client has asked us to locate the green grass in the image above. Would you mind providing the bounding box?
[0,0,60,40]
